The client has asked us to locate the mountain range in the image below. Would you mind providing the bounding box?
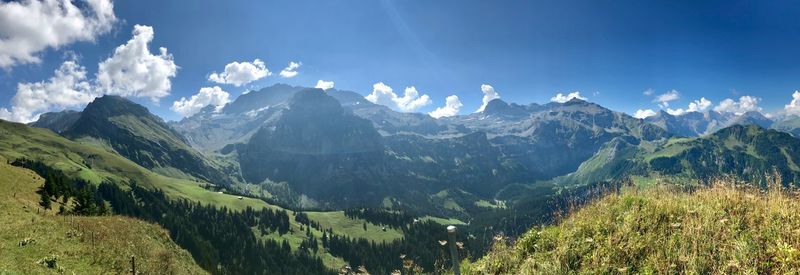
[9,83,800,274]
[27,84,800,218]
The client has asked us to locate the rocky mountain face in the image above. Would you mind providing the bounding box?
[171,84,305,152]
[772,116,800,137]
[34,84,798,212]
[237,89,389,204]
[644,110,775,137]
[29,110,82,134]
[61,95,232,184]
[445,98,669,179]
[171,85,671,209]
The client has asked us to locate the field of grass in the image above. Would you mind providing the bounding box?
[468,176,800,274]
[306,211,404,243]
[475,199,506,209]
[420,215,466,225]
[0,161,205,274]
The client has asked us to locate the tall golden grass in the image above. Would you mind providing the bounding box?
[468,173,800,274]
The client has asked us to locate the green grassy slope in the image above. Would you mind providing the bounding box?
[468,179,800,274]
[0,160,206,274]
[0,119,415,270]
[0,120,268,211]
[306,211,404,243]
[62,95,233,185]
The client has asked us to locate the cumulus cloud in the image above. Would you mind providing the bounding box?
[550,91,587,103]
[429,95,462,119]
[365,82,432,112]
[665,108,686,116]
[279,61,301,78]
[633,109,657,119]
[171,86,231,118]
[714,96,762,115]
[687,97,712,112]
[315,80,334,90]
[653,90,680,108]
[643,88,654,96]
[476,84,500,112]
[96,25,177,101]
[208,59,270,86]
[0,0,117,69]
[784,91,800,116]
[664,97,713,116]
[0,60,97,123]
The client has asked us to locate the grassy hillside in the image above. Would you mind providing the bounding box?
[0,120,269,211]
[0,119,414,270]
[0,160,205,274]
[62,95,233,185]
[468,177,800,274]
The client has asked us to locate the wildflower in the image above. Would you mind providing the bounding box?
[493,235,504,241]
[456,242,464,249]
[618,266,629,272]
[438,240,447,246]
[585,237,594,243]
[670,222,681,228]
[719,218,728,224]
[403,259,414,269]
[399,254,406,259]
[391,270,402,275]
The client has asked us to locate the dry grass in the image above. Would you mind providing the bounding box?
[468,174,800,274]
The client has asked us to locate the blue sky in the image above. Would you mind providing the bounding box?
[2,0,800,122]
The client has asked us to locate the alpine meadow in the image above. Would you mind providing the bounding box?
[3,1,800,274]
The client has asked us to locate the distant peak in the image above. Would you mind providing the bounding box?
[562,97,589,106]
[482,98,509,112]
[482,98,530,118]
[83,94,150,118]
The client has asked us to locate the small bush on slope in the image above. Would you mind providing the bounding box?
[469,176,800,274]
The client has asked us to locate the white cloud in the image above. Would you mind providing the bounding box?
[664,97,713,116]
[633,109,657,119]
[550,91,587,103]
[96,25,177,101]
[643,88,654,96]
[429,95,462,119]
[784,91,800,116]
[476,84,500,112]
[208,59,270,86]
[279,61,301,78]
[171,86,231,118]
[714,96,762,115]
[0,0,116,69]
[365,82,432,112]
[687,97,712,112]
[666,108,686,116]
[653,90,680,108]
[0,60,97,123]
[315,80,334,90]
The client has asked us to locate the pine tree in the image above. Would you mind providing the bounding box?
[38,187,51,210]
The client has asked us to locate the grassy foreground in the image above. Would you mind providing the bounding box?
[0,162,205,274]
[468,178,800,274]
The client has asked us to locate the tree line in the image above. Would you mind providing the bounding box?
[343,207,414,229]
[12,159,332,275]
[13,158,108,215]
